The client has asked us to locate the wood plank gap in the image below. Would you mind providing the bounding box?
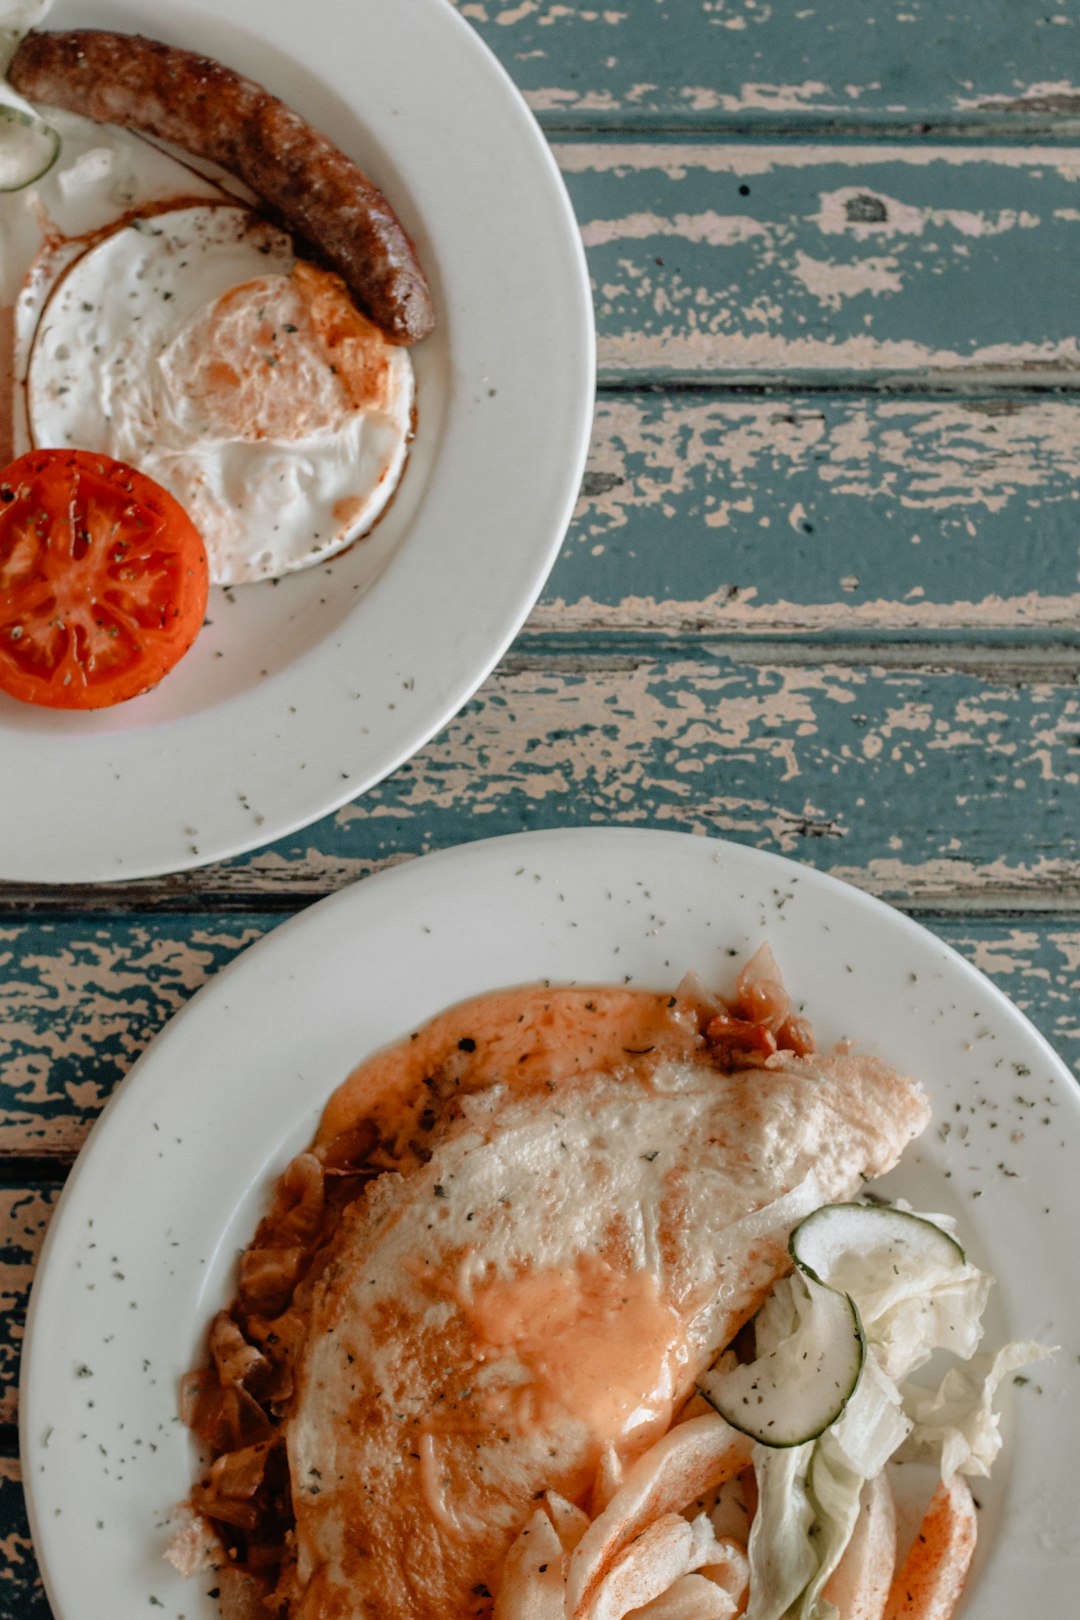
[0,1157,72,1185]
[0,884,313,917]
[905,895,1080,919]
[497,637,1080,684]
[595,371,1080,397]
[539,116,1080,141]
[593,376,1080,400]
[2,876,1080,921]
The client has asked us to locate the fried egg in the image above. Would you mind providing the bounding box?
[25,202,414,583]
[283,984,930,1618]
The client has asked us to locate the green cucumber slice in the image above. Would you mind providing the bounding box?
[698,1273,865,1448]
[790,1203,965,1291]
[0,102,59,192]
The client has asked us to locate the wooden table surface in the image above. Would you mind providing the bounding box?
[3,1,1080,1608]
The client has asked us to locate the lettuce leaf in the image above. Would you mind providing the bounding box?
[900,1339,1052,1481]
[740,1202,1051,1619]
[744,1444,817,1620]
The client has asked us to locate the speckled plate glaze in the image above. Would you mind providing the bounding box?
[0,0,593,883]
[21,830,1080,1617]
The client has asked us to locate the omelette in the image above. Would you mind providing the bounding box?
[177,971,930,1619]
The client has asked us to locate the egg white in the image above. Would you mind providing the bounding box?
[26,201,414,584]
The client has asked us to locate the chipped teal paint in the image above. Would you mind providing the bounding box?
[237,662,1080,889]
[2,665,1079,1138]
[544,393,1080,627]
[558,143,1080,375]
[0,920,280,1154]
[0,1186,57,1424]
[453,0,1080,128]
[0,1466,47,1620]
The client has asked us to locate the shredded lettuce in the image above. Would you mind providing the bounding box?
[827,1352,910,1477]
[0,0,52,77]
[797,1439,865,1620]
[744,1444,817,1620]
[0,0,58,191]
[740,1201,1053,1619]
[900,1339,1051,1482]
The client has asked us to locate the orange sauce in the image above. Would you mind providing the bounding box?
[463,1256,691,1458]
[314,984,697,1170]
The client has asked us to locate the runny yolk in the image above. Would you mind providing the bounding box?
[463,1256,691,1459]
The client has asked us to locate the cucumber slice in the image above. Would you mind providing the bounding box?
[698,1273,865,1447]
[790,1203,965,1292]
[0,102,59,192]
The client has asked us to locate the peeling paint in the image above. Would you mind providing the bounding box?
[809,188,1042,239]
[597,329,1080,375]
[791,249,904,306]
[560,147,1080,373]
[667,81,831,114]
[0,1187,58,1422]
[828,855,1080,904]
[563,391,1080,554]
[450,0,1080,135]
[0,925,272,1153]
[580,210,766,247]
[954,80,1080,113]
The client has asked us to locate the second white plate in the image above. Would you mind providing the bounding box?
[20,829,1080,1619]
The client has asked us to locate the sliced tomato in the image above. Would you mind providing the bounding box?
[0,449,209,709]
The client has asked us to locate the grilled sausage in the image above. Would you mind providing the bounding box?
[9,28,434,345]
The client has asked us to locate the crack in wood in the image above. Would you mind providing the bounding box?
[596,371,1080,397]
[0,1158,76,1185]
[3,873,1080,918]
[497,637,1080,685]
[537,117,1080,142]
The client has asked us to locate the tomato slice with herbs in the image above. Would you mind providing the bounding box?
[0,449,209,709]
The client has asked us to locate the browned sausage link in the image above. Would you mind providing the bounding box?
[9,28,434,345]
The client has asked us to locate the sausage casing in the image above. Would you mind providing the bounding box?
[9,28,435,345]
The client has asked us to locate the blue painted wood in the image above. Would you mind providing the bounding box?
[174,656,1080,899]
[546,394,1080,632]
[0,1464,48,1620]
[557,141,1080,378]
[453,0,1080,129]
[0,1186,58,1423]
[3,649,1080,1141]
[0,920,278,1155]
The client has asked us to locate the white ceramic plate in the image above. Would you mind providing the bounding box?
[21,829,1080,1618]
[0,0,594,883]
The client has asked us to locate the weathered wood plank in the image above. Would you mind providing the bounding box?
[3,652,1079,911]
[545,393,1080,633]
[556,142,1080,378]
[453,0,1080,131]
[0,923,275,1155]
[15,393,1080,656]
[3,656,1080,1143]
[0,1189,58,1426]
[0,1459,48,1620]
